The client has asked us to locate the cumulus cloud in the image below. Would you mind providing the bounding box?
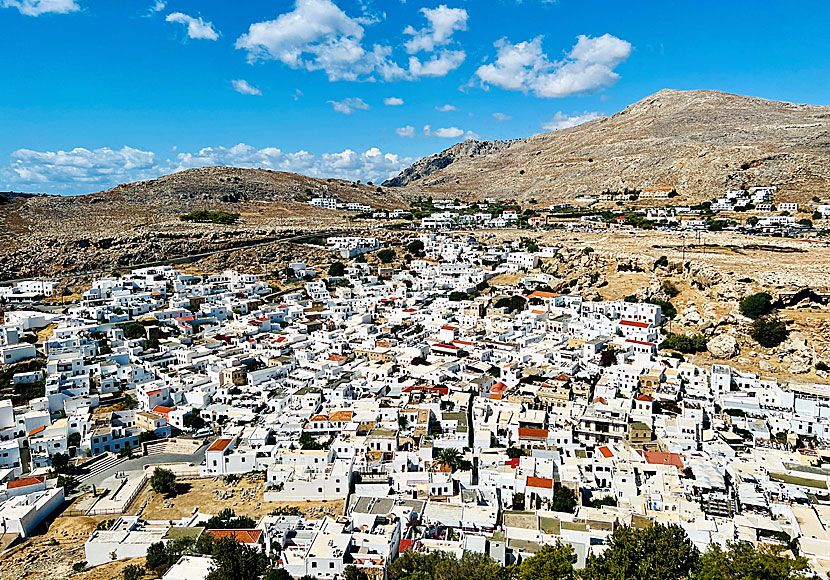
[7,146,158,191]
[327,97,370,114]
[235,0,463,81]
[435,104,457,112]
[384,97,404,106]
[166,12,219,40]
[403,5,467,54]
[231,79,263,96]
[5,143,412,194]
[1,0,79,16]
[542,110,604,131]
[423,125,477,139]
[235,0,389,81]
[175,143,410,184]
[476,33,631,98]
[395,125,416,138]
[492,112,512,121]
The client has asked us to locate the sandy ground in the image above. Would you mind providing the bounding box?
[137,476,345,521]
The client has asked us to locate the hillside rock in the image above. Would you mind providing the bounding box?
[385,89,830,203]
[708,334,740,359]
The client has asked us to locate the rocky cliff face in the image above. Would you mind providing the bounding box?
[384,89,830,202]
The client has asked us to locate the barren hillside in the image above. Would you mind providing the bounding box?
[0,167,404,280]
[384,89,830,203]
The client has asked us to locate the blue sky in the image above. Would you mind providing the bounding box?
[2,0,829,194]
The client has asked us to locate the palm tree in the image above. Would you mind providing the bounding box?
[436,448,462,472]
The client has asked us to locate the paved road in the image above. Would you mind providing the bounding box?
[75,447,208,491]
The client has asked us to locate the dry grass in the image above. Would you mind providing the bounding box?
[138,476,344,521]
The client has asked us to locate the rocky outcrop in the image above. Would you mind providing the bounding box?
[708,334,740,359]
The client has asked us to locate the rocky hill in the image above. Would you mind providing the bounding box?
[0,167,404,280]
[384,89,830,203]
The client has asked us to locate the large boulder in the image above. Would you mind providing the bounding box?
[707,334,739,359]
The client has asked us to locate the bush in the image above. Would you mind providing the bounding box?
[179,210,240,224]
[662,333,707,354]
[407,240,425,255]
[648,298,676,319]
[377,248,396,264]
[123,564,145,580]
[124,323,145,340]
[660,280,679,298]
[739,292,773,319]
[751,315,789,348]
[327,262,345,277]
[150,467,177,497]
[817,361,829,372]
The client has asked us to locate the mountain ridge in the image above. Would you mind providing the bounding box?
[383,88,830,202]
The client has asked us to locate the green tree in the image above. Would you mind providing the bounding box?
[124,323,145,340]
[648,298,676,319]
[506,447,525,459]
[550,485,577,513]
[697,542,809,580]
[751,315,789,348]
[661,280,680,298]
[145,541,169,571]
[407,240,425,256]
[122,564,145,580]
[343,565,369,580]
[206,537,269,580]
[328,262,346,277]
[739,292,774,320]
[662,333,708,354]
[518,543,577,580]
[183,410,205,431]
[150,467,177,497]
[264,569,292,580]
[377,248,396,263]
[50,452,70,474]
[583,524,699,580]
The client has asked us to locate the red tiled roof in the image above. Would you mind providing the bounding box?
[527,476,554,489]
[28,425,46,436]
[441,325,457,331]
[431,343,459,350]
[153,405,174,415]
[146,389,163,396]
[206,529,263,544]
[593,397,608,405]
[328,354,348,362]
[620,320,649,328]
[489,393,503,400]
[627,339,654,346]
[8,476,44,489]
[528,291,557,299]
[505,457,521,468]
[399,539,414,553]
[208,438,233,453]
[518,427,548,439]
[598,446,614,458]
[643,451,684,468]
[636,395,654,402]
[491,382,507,393]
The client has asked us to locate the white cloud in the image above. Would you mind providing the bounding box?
[407,49,465,78]
[147,0,165,14]
[476,33,631,98]
[542,110,603,130]
[235,0,388,82]
[1,0,79,16]
[423,125,477,139]
[8,146,158,191]
[231,79,263,96]
[166,12,219,40]
[435,104,457,112]
[384,97,404,106]
[395,125,416,138]
[403,5,467,53]
[5,143,412,194]
[293,89,304,101]
[492,112,512,121]
[235,0,463,81]
[327,97,370,114]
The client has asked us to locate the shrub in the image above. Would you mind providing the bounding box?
[377,248,396,263]
[817,361,829,372]
[150,467,177,497]
[661,279,679,297]
[123,564,145,580]
[662,333,708,354]
[739,292,774,319]
[327,262,345,277]
[751,315,789,348]
[179,210,240,225]
[648,298,676,319]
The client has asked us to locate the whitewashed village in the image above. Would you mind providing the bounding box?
[1,228,829,580]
